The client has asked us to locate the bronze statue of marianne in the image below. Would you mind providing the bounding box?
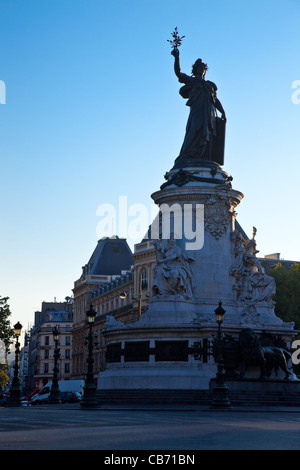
[171,46,227,168]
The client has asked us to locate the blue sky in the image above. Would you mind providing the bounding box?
[0,0,299,329]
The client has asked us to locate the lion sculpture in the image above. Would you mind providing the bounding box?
[239,328,291,380]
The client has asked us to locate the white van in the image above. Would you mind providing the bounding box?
[30,380,84,405]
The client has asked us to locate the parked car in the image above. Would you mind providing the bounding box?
[20,398,30,406]
[59,392,82,403]
[30,380,84,405]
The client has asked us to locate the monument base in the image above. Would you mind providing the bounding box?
[210,378,300,406]
[98,321,218,391]
[96,157,296,401]
[97,388,211,405]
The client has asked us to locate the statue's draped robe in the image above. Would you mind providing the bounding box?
[178,73,218,160]
[242,252,276,305]
[153,240,194,299]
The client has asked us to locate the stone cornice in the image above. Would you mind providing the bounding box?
[151,185,244,208]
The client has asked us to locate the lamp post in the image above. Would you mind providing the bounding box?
[49,326,61,404]
[81,304,98,407]
[211,301,231,408]
[8,322,22,407]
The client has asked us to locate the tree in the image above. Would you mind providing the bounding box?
[0,296,14,357]
[269,263,300,330]
[0,366,10,389]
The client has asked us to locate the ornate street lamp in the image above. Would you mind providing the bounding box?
[81,304,98,407]
[8,322,23,407]
[49,326,61,404]
[211,301,231,408]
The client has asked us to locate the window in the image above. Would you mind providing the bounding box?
[65,363,70,373]
[45,349,49,359]
[66,336,71,346]
[45,336,49,346]
[141,269,148,290]
[44,363,49,373]
[65,349,70,359]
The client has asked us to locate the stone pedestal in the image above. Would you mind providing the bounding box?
[209,378,300,406]
[97,161,296,395]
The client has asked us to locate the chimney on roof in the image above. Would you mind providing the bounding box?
[264,253,280,260]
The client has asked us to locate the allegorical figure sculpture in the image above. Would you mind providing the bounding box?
[168,28,226,166]
[152,237,195,299]
[230,228,276,306]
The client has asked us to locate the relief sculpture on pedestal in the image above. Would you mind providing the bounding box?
[230,227,276,307]
[152,237,195,299]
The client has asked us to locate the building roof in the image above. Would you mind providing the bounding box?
[81,237,133,277]
[33,301,73,328]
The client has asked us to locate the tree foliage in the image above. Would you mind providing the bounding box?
[0,296,14,356]
[269,263,300,330]
[0,366,9,389]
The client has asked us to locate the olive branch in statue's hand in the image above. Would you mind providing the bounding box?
[167,27,185,52]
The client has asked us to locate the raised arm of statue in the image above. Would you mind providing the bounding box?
[171,48,181,78]
[171,48,192,85]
